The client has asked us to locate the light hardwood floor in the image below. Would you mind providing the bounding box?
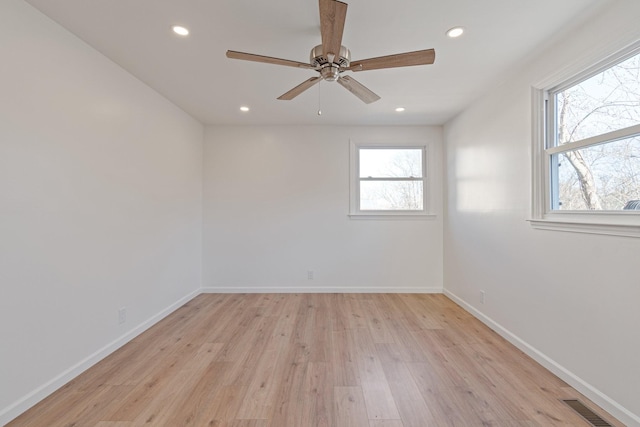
[8,294,624,427]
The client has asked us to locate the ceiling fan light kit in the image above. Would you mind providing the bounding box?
[226,0,435,104]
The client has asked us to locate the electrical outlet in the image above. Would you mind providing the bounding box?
[307,270,314,280]
[118,307,127,324]
[480,291,485,304]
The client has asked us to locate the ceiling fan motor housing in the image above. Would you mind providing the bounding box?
[311,44,350,81]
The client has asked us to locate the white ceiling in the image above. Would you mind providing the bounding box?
[24,0,603,126]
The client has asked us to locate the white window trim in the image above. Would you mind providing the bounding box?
[349,140,436,220]
[530,41,640,238]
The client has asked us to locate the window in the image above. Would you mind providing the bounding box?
[349,141,430,217]
[531,43,640,236]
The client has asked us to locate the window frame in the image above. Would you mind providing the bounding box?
[349,140,434,219]
[530,42,640,237]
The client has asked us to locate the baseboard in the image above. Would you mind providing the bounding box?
[0,288,200,427]
[200,286,443,294]
[443,289,640,427]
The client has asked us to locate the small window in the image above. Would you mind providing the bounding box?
[350,142,428,217]
[531,43,640,236]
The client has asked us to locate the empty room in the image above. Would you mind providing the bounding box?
[1,0,639,426]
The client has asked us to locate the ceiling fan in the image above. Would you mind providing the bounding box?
[226,0,435,104]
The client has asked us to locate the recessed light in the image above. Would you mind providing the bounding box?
[240,106,250,112]
[446,26,464,38]
[395,107,406,112]
[172,25,189,36]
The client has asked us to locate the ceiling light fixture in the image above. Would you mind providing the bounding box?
[240,106,250,112]
[172,25,189,36]
[395,107,406,112]
[446,26,464,38]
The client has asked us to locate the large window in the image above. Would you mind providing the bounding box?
[532,44,640,236]
[350,142,429,217]
[548,50,640,211]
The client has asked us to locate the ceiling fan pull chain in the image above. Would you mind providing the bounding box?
[318,80,323,116]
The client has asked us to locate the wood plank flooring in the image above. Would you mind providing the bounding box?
[7,294,624,427]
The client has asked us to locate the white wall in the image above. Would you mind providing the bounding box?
[443,1,640,425]
[0,1,204,424]
[204,125,443,292]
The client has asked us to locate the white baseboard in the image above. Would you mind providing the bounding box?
[444,289,640,427]
[0,288,200,427]
[200,286,443,294]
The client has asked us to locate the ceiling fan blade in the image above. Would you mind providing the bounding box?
[347,49,436,72]
[277,77,322,100]
[226,50,315,69]
[337,75,380,104]
[319,0,347,61]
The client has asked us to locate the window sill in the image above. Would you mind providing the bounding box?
[349,213,437,221]
[528,214,640,238]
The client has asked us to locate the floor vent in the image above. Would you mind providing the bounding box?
[562,399,612,427]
